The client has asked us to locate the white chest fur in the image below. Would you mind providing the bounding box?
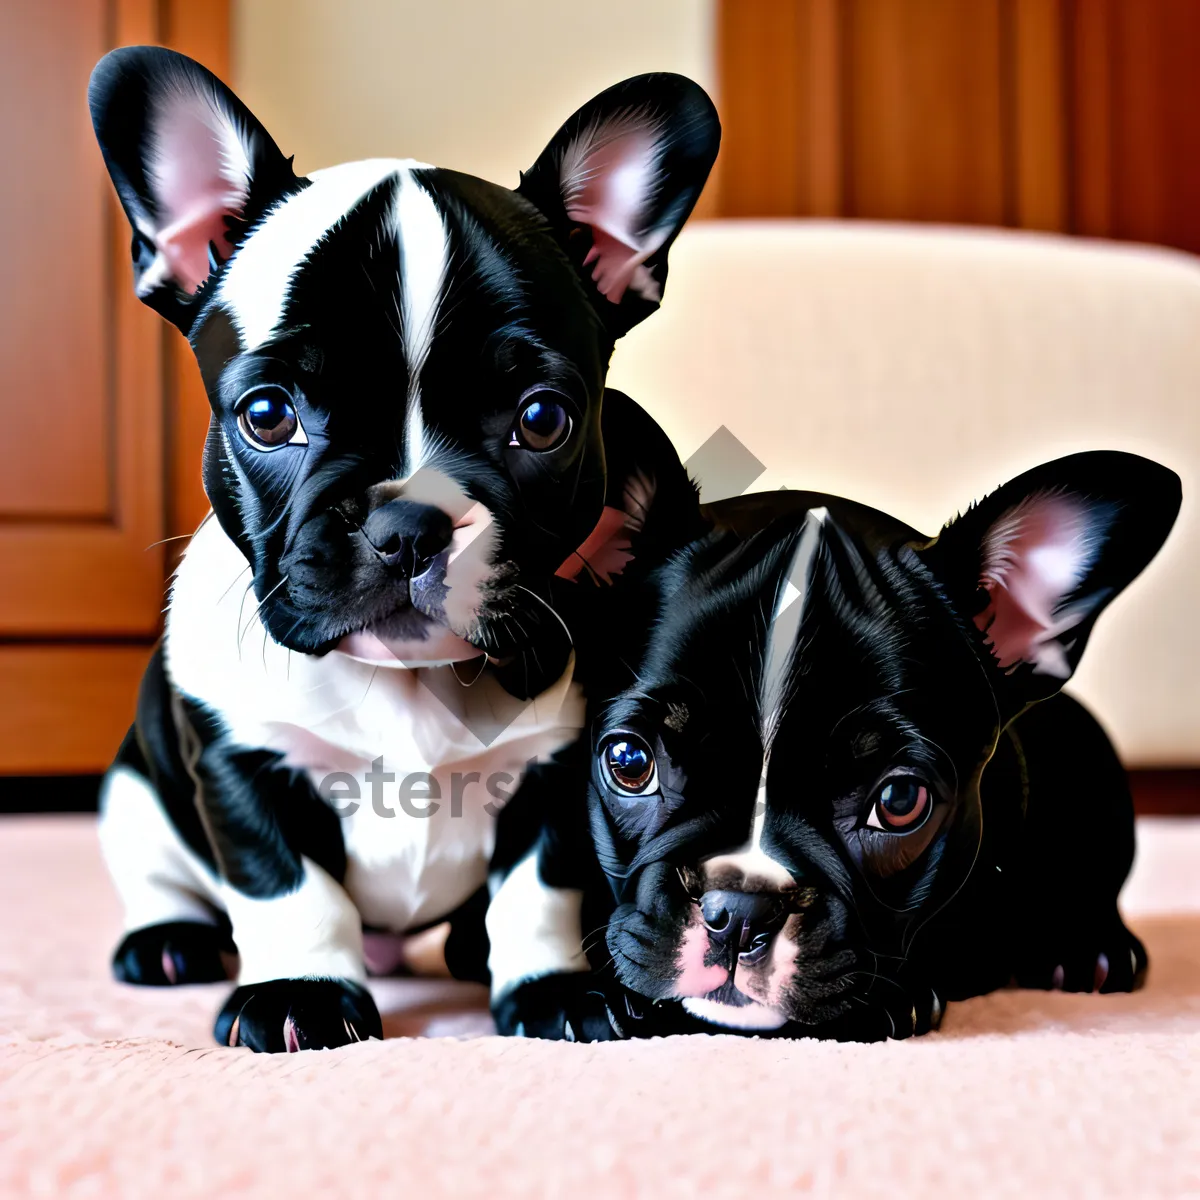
[164,518,585,931]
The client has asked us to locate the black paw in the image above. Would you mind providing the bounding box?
[214,978,382,1052]
[493,973,625,1042]
[815,978,945,1043]
[112,921,235,986]
[1015,924,1149,994]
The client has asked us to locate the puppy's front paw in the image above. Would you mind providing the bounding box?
[112,921,235,986]
[1015,923,1149,994]
[493,973,625,1042]
[818,978,945,1043]
[215,978,382,1052]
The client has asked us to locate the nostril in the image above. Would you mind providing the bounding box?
[699,892,732,933]
[377,533,405,558]
[413,532,446,565]
[418,512,453,558]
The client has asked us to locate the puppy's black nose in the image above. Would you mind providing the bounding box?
[699,890,787,961]
[362,500,452,574]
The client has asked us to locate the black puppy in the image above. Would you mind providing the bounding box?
[494,452,1180,1040]
[89,47,716,1050]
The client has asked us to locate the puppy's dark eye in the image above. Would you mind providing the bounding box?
[509,390,571,452]
[601,735,657,795]
[236,385,305,450]
[866,776,931,832]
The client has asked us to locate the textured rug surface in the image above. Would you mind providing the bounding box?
[0,814,1197,1197]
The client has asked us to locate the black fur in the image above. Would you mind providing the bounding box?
[495,452,1180,1041]
[215,979,382,1051]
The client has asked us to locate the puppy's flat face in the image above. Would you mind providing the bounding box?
[592,458,1179,1032]
[193,162,608,659]
[594,504,994,1031]
[91,50,719,665]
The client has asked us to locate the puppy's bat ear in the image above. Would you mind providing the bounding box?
[922,451,1180,708]
[89,46,300,332]
[517,74,720,339]
[554,390,705,588]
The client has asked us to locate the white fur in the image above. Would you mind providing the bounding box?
[386,468,502,642]
[224,857,366,985]
[163,517,585,942]
[98,765,222,931]
[485,851,589,999]
[394,172,449,475]
[702,510,827,889]
[219,158,423,349]
[760,507,826,743]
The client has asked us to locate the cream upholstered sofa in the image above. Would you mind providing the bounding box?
[607,221,1200,766]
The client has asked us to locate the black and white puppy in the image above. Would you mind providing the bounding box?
[498,452,1180,1041]
[89,48,717,1051]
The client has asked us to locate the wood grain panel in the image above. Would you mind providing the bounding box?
[717,0,844,218]
[0,0,165,636]
[0,1,112,518]
[1129,769,1200,817]
[0,0,228,774]
[0,0,229,636]
[717,0,808,217]
[0,644,149,774]
[843,0,1008,224]
[718,0,1200,256]
[1068,0,1113,236]
[1106,0,1200,254]
[1011,0,1068,231]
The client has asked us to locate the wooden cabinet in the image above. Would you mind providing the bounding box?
[0,0,225,773]
[716,0,1200,254]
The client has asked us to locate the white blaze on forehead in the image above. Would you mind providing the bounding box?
[700,508,828,893]
[394,170,450,475]
[700,774,796,892]
[760,507,827,746]
[218,158,424,349]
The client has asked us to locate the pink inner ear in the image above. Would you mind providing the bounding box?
[143,91,252,294]
[974,493,1102,678]
[561,119,669,305]
[555,506,633,584]
[555,470,657,585]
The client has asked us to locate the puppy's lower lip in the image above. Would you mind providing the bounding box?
[681,995,788,1031]
[334,603,481,665]
[336,626,479,666]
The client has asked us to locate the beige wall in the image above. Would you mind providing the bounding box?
[233,0,715,183]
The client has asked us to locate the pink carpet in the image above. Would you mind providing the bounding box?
[0,814,1196,1197]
